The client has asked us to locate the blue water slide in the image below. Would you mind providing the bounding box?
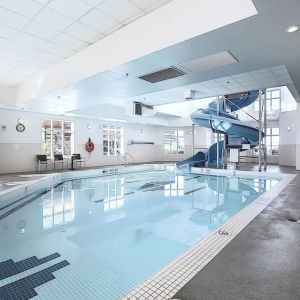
[176,149,208,168]
[177,90,260,168]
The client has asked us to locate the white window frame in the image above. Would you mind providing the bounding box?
[42,119,74,158]
[164,130,185,155]
[266,127,279,156]
[254,89,281,113]
[103,125,124,156]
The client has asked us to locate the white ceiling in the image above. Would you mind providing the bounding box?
[0,0,172,86]
[131,65,295,106]
[21,64,296,116]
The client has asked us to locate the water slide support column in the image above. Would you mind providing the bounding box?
[258,90,262,172]
[223,96,227,169]
[263,89,267,171]
[192,124,195,156]
[223,133,228,169]
[216,95,220,168]
[258,89,267,172]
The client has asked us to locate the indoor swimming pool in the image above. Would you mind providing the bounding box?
[0,166,280,299]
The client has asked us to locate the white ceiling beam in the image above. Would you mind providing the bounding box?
[16,0,257,105]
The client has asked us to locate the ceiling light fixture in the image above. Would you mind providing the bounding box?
[286,25,300,33]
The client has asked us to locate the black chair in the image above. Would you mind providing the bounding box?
[72,154,85,168]
[36,155,50,172]
[54,154,65,170]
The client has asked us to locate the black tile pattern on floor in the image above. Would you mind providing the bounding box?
[124,191,135,196]
[0,253,60,280]
[0,260,69,300]
[184,175,203,181]
[142,185,165,192]
[94,198,104,203]
[139,181,173,190]
[184,186,206,195]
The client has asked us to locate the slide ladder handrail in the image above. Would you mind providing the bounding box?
[225,98,258,123]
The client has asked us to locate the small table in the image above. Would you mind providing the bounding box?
[69,155,77,170]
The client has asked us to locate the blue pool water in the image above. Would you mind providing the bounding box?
[0,167,279,299]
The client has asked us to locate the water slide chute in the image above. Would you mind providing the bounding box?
[177,90,260,168]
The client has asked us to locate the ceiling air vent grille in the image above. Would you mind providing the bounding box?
[139,67,185,83]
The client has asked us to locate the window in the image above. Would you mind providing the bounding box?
[212,132,225,144]
[103,125,124,156]
[266,127,279,155]
[213,132,218,143]
[164,130,185,154]
[205,129,212,147]
[42,119,74,157]
[254,89,281,113]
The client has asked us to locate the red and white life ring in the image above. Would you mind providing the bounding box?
[85,137,95,152]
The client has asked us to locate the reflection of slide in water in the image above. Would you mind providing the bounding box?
[177,90,260,167]
[189,176,260,227]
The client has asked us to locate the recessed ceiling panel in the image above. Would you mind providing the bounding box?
[178,51,238,73]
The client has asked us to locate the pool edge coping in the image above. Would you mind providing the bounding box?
[120,171,297,300]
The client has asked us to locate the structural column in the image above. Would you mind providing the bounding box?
[216,95,220,169]
[192,124,195,156]
[258,89,267,172]
[258,90,262,172]
[263,89,267,171]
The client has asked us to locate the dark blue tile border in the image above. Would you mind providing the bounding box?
[0,260,69,300]
[0,253,60,280]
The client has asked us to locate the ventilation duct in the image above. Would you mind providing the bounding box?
[139,67,185,83]
[126,101,157,116]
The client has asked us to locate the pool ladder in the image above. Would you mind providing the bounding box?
[117,151,135,166]
[124,152,135,166]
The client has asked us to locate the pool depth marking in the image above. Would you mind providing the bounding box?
[0,253,61,280]
[0,255,70,300]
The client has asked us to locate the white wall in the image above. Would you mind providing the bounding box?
[294,104,300,170]
[279,110,297,167]
[277,103,300,170]
[0,108,207,174]
[2,102,298,173]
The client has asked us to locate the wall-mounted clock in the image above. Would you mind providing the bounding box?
[16,123,25,132]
